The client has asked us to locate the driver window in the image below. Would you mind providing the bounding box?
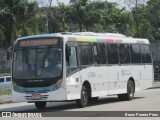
[66,46,78,75]
[67,47,78,67]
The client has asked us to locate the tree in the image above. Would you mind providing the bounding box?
[69,0,105,32]
[0,28,5,45]
[124,0,148,37]
[147,0,160,40]
[0,0,39,45]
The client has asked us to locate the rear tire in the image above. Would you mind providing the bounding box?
[118,80,135,101]
[35,102,46,109]
[76,86,88,108]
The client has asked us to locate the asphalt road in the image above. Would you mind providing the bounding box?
[0,88,160,118]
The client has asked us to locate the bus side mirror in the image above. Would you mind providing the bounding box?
[7,47,13,60]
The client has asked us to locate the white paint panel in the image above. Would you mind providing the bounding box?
[66,66,109,99]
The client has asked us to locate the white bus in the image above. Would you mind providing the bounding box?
[11,32,153,109]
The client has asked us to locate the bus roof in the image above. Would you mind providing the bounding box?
[16,32,149,44]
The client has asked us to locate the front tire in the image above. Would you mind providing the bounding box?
[35,102,46,109]
[118,80,135,101]
[76,86,88,108]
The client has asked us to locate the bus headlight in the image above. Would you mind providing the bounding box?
[54,79,62,90]
[12,81,21,92]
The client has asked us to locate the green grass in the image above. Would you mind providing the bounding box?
[0,90,12,95]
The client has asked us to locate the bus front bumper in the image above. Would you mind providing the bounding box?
[12,87,66,102]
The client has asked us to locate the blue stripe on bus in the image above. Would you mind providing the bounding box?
[80,75,83,84]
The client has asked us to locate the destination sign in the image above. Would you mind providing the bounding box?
[19,39,58,47]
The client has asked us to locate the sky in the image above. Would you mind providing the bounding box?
[38,0,148,9]
[41,0,120,6]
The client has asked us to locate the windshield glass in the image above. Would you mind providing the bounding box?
[13,47,62,79]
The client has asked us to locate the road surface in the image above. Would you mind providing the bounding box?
[0,88,160,118]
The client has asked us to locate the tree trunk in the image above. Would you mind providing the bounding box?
[79,23,82,32]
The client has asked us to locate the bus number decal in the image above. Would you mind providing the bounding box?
[121,69,131,76]
[88,72,96,78]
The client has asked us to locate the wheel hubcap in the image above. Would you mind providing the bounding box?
[82,91,87,104]
[129,84,134,97]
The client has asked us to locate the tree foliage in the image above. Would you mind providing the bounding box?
[0,0,160,46]
[0,0,46,45]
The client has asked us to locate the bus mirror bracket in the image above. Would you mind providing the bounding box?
[7,46,13,60]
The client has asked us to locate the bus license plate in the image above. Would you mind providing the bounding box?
[31,94,41,100]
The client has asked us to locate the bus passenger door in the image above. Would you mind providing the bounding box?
[65,42,81,100]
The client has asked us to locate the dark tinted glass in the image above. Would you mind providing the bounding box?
[107,44,119,64]
[130,44,141,63]
[119,44,130,64]
[79,44,93,65]
[141,45,152,63]
[66,46,79,75]
[94,43,107,64]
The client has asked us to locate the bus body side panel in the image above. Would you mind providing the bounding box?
[107,64,153,96]
[66,66,109,100]
[108,66,131,95]
[139,65,153,89]
[131,65,142,91]
[132,64,153,91]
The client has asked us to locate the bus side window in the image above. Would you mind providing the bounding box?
[93,43,107,65]
[141,45,152,63]
[66,46,79,75]
[119,44,130,64]
[68,47,78,67]
[79,44,93,65]
[107,44,119,64]
[130,44,141,63]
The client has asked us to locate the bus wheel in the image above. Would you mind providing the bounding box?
[35,102,46,109]
[76,85,88,108]
[118,80,135,101]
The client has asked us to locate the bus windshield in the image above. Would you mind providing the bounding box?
[13,47,62,79]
